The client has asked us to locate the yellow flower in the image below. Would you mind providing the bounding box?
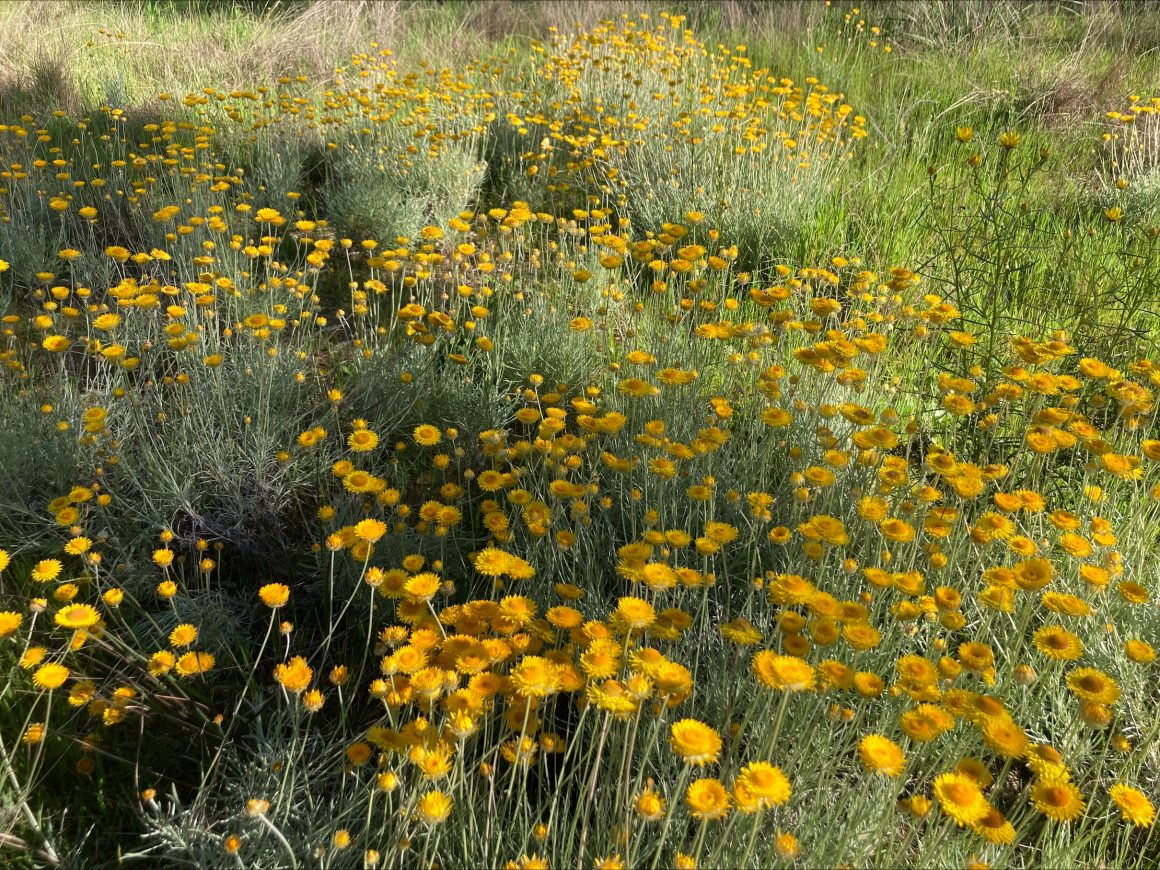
[33,662,71,690]
[175,651,216,676]
[1066,668,1120,705]
[686,778,730,820]
[348,428,379,452]
[148,650,176,676]
[258,583,290,608]
[932,772,989,826]
[670,719,722,766]
[774,832,799,859]
[1032,625,1082,660]
[169,624,198,648]
[63,537,92,556]
[354,518,387,544]
[509,656,560,699]
[0,611,24,638]
[413,424,442,447]
[635,788,666,821]
[1109,784,1155,827]
[22,723,46,745]
[43,335,73,353]
[858,734,906,776]
[1030,777,1085,822]
[31,559,63,583]
[615,596,655,630]
[1124,639,1156,664]
[970,806,1016,845]
[470,547,512,582]
[404,572,442,602]
[733,761,791,811]
[416,790,452,825]
[55,603,101,630]
[274,656,313,694]
[751,651,815,692]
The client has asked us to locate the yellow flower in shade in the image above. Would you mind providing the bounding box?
[33,662,70,690]
[413,425,442,447]
[157,580,177,598]
[751,651,816,692]
[1030,777,1085,822]
[0,549,8,573]
[0,611,24,638]
[169,624,198,648]
[175,651,215,676]
[22,723,46,745]
[932,772,989,826]
[258,583,290,608]
[148,650,176,676]
[615,596,655,630]
[348,428,379,452]
[1109,784,1155,827]
[354,518,387,544]
[670,719,722,766]
[31,559,63,583]
[68,680,95,708]
[23,649,47,671]
[858,734,906,777]
[274,656,313,694]
[686,778,731,821]
[1065,668,1120,705]
[55,603,100,630]
[416,790,452,825]
[63,537,92,556]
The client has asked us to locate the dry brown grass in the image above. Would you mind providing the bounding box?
[0,0,411,112]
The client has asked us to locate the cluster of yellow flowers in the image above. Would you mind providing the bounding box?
[1,9,1158,870]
